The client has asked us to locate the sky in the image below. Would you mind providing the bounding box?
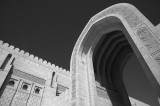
[0,0,160,105]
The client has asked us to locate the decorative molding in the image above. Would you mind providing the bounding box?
[136,27,160,53]
[91,4,142,29]
[13,69,46,85]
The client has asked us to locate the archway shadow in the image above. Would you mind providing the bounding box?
[93,30,160,106]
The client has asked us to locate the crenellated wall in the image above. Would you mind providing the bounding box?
[0,40,71,106]
[0,40,70,76]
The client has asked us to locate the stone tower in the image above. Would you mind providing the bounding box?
[0,3,159,106]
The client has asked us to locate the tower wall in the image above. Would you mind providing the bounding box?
[0,41,71,106]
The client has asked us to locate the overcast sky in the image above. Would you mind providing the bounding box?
[0,0,160,105]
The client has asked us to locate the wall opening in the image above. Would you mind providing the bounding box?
[0,54,12,70]
[93,30,158,106]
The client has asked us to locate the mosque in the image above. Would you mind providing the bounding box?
[0,3,160,106]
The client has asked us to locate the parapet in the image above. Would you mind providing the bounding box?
[0,40,70,76]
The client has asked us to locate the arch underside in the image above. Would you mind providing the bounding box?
[93,30,133,105]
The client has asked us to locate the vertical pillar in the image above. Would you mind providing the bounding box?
[86,50,97,106]
[71,53,91,106]
[41,70,55,106]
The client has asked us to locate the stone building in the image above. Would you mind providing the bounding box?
[0,3,160,106]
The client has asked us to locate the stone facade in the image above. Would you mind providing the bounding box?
[0,3,159,106]
[0,41,71,106]
[70,3,159,106]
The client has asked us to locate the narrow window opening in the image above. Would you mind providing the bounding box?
[51,72,55,87]
[56,84,68,96]
[56,85,61,96]
[0,54,12,70]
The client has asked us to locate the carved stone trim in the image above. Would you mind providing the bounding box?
[136,27,160,53]
[91,4,142,29]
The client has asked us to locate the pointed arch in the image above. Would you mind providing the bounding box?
[70,3,160,106]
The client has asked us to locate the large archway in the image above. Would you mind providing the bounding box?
[93,30,133,105]
[92,28,160,105]
[70,3,160,106]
